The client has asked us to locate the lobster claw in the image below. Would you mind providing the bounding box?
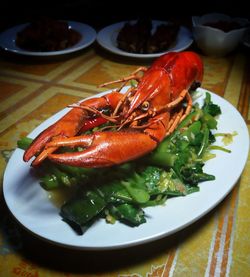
[23,105,88,166]
[23,125,61,166]
[23,92,123,166]
[46,113,169,168]
[46,131,157,168]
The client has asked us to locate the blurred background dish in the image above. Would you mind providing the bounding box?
[116,18,180,54]
[192,13,249,56]
[0,20,96,56]
[15,17,83,52]
[97,20,193,59]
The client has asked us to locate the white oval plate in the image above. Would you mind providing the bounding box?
[97,20,193,58]
[3,88,249,250]
[0,21,96,56]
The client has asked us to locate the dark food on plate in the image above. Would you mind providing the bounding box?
[203,20,243,32]
[16,18,82,52]
[116,18,152,54]
[116,18,179,54]
[146,24,180,54]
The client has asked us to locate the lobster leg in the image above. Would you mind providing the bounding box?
[166,109,184,135]
[99,67,148,89]
[165,90,192,135]
[24,91,123,166]
[166,89,188,109]
[46,113,170,168]
[180,92,193,122]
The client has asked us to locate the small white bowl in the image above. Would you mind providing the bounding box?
[192,13,249,56]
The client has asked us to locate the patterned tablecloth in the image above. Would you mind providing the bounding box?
[0,45,249,277]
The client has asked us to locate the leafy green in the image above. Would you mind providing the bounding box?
[59,165,188,230]
[17,92,230,234]
[202,92,222,117]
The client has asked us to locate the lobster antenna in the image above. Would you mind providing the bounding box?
[98,66,147,88]
[68,104,118,123]
[112,86,135,116]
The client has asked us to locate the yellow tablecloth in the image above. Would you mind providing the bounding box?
[0,45,249,277]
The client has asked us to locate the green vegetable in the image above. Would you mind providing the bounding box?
[61,190,106,232]
[122,180,150,204]
[17,137,33,150]
[40,174,60,190]
[181,121,201,142]
[176,109,201,130]
[17,92,229,234]
[109,203,146,226]
[97,181,133,203]
[209,145,231,153]
[146,136,177,167]
[40,166,74,190]
[180,161,215,185]
[202,92,222,116]
[59,165,189,230]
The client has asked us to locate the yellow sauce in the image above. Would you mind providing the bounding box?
[47,187,77,208]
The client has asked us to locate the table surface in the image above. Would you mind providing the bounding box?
[0,42,249,277]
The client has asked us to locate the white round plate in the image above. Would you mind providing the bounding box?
[0,21,96,56]
[3,88,249,250]
[97,20,193,58]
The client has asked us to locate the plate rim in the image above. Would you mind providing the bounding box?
[3,88,249,250]
[96,20,193,58]
[0,20,97,56]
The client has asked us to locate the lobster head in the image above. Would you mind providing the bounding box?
[121,51,203,121]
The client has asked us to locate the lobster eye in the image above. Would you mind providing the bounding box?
[141,101,150,111]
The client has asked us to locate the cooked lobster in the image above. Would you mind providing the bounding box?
[23,51,203,168]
